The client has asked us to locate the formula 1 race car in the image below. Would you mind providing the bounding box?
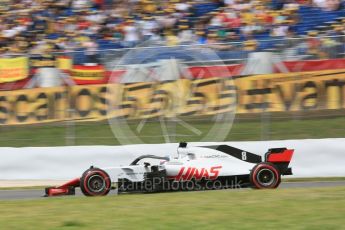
[45,143,294,197]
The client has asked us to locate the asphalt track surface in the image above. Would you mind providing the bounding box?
[0,181,344,201]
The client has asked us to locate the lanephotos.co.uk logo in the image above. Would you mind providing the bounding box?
[117,176,243,194]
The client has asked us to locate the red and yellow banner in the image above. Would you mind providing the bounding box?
[0,57,29,83]
[71,65,105,81]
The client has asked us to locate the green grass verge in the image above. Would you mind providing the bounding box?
[1,116,345,147]
[0,187,344,229]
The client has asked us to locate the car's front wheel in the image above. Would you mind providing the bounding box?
[80,167,111,196]
[250,163,281,189]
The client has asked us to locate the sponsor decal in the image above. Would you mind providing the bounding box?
[201,155,227,158]
[172,166,222,181]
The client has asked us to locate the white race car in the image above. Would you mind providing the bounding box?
[45,142,294,196]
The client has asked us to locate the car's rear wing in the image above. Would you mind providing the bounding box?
[265,148,294,175]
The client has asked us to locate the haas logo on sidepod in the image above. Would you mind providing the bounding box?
[172,166,222,181]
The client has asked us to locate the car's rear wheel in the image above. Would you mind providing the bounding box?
[80,167,111,196]
[250,163,281,189]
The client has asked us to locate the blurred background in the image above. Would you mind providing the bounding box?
[0,0,345,146]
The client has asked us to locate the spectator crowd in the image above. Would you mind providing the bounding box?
[0,0,344,58]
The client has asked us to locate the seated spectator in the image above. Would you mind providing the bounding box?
[271,20,290,37]
[178,24,194,44]
[123,19,139,47]
[195,30,207,44]
[243,39,258,51]
[165,30,180,46]
[207,32,233,50]
[306,31,322,59]
[324,0,343,11]
[313,0,343,10]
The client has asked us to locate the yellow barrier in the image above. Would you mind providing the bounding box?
[0,87,67,125]
[235,69,345,113]
[0,69,345,125]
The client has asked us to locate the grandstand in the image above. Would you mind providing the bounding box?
[0,0,345,89]
[0,1,344,54]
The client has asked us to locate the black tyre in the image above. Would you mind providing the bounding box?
[80,167,111,196]
[250,163,281,189]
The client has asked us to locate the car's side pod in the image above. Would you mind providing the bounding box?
[264,148,294,175]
